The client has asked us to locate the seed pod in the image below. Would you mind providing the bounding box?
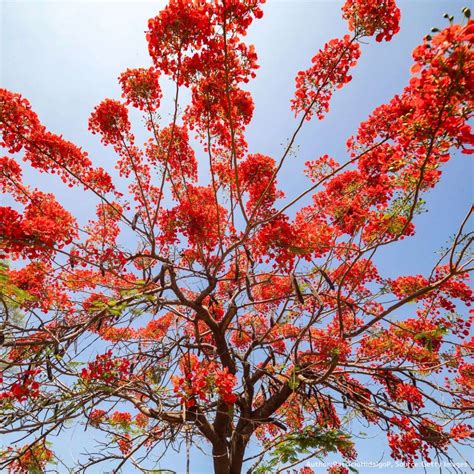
[234,260,240,281]
[243,245,254,266]
[408,372,417,387]
[318,268,335,290]
[47,360,53,381]
[245,275,254,302]
[23,365,32,383]
[268,418,287,431]
[131,212,139,230]
[160,266,166,288]
[151,367,163,385]
[342,394,348,410]
[270,349,276,365]
[291,274,305,304]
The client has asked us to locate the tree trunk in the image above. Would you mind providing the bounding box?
[212,442,230,474]
[229,434,249,474]
[211,433,249,474]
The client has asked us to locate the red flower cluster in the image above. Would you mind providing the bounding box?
[88,99,131,146]
[306,20,472,247]
[253,216,296,268]
[328,465,349,474]
[0,88,41,153]
[172,353,209,407]
[455,363,474,394]
[388,417,448,467]
[0,155,26,202]
[139,312,174,341]
[342,0,401,42]
[231,313,266,349]
[146,125,198,184]
[110,411,132,429]
[146,1,212,82]
[303,329,351,365]
[291,36,360,121]
[253,208,334,270]
[304,154,340,183]
[377,373,424,409]
[0,89,115,194]
[349,20,474,194]
[81,350,130,384]
[97,326,135,342]
[359,316,449,369]
[119,67,161,111]
[9,261,70,312]
[239,153,283,215]
[390,268,472,313]
[172,353,237,407]
[7,441,53,474]
[117,434,132,455]
[88,409,107,427]
[315,395,341,429]
[147,0,262,154]
[0,191,77,260]
[159,185,228,251]
[135,413,149,428]
[146,0,263,83]
[450,423,473,441]
[0,369,40,403]
[215,367,238,404]
[394,384,424,409]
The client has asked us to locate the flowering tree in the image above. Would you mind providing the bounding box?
[1,1,473,473]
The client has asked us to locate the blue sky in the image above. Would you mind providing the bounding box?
[1,1,473,473]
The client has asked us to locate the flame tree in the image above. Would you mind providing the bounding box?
[0,1,473,473]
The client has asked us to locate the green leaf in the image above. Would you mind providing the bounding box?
[288,373,300,390]
[255,426,354,473]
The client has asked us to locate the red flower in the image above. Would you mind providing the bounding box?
[342,0,401,42]
[291,36,360,121]
[119,67,162,111]
[89,99,131,146]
